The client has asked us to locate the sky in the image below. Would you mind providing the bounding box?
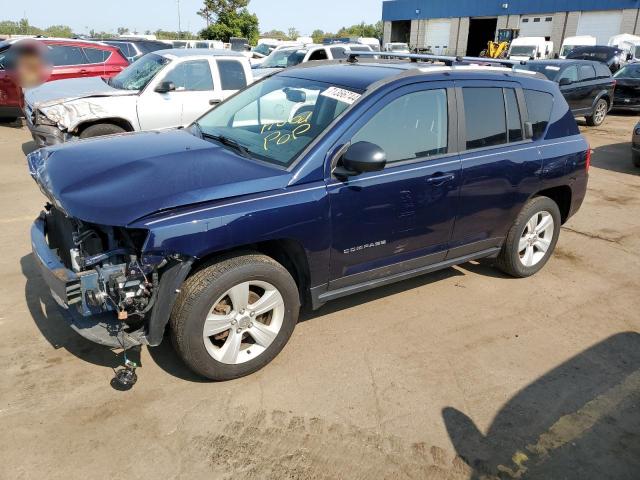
[2,0,383,35]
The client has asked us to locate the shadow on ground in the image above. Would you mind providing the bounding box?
[443,331,640,479]
[591,142,639,176]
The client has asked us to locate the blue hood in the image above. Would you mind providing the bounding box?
[29,129,291,226]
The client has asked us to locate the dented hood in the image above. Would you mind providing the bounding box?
[28,129,291,227]
[24,76,136,109]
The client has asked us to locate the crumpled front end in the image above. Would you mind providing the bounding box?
[28,150,193,348]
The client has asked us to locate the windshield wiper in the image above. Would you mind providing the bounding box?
[194,124,252,159]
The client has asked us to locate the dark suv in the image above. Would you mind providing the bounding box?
[519,59,615,126]
[28,55,589,380]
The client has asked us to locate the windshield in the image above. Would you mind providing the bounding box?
[510,46,536,57]
[109,53,170,90]
[261,48,306,68]
[517,63,560,80]
[614,64,640,79]
[194,76,360,167]
[560,45,578,57]
[253,43,273,56]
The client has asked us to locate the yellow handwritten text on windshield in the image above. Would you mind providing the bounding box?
[261,111,312,151]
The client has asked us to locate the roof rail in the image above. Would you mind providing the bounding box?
[346,51,527,68]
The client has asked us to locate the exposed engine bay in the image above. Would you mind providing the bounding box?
[45,204,160,325]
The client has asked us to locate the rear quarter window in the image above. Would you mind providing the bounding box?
[83,47,110,64]
[524,89,553,140]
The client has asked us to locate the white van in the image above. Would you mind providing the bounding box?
[608,33,640,61]
[508,37,553,61]
[560,35,596,59]
[357,37,381,52]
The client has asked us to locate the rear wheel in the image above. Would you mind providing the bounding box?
[633,151,640,168]
[586,98,608,127]
[170,253,300,381]
[497,197,561,278]
[79,123,126,139]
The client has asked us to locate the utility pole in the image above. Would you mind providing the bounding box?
[177,0,182,39]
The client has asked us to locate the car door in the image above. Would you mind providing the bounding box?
[327,82,461,289]
[81,47,108,77]
[558,64,581,112]
[46,44,89,80]
[577,64,598,111]
[137,58,215,129]
[448,82,541,257]
[215,58,248,100]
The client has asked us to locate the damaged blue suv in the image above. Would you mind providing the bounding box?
[29,54,589,380]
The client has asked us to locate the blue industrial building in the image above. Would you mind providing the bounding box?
[381,0,640,56]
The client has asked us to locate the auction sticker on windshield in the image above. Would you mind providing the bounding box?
[320,86,361,105]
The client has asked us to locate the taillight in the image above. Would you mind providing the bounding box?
[585,146,591,172]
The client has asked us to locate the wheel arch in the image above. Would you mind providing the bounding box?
[534,185,572,224]
[74,117,135,136]
[190,238,312,306]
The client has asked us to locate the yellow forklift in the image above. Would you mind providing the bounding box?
[481,28,520,58]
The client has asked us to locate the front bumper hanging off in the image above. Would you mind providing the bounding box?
[30,213,145,348]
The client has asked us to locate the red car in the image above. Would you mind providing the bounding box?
[0,38,128,120]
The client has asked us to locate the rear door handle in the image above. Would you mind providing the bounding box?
[209,99,221,105]
[426,173,455,185]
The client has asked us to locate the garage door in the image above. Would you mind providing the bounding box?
[577,11,623,45]
[424,19,451,55]
[519,15,554,39]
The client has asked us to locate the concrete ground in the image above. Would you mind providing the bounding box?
[0,113,638,480]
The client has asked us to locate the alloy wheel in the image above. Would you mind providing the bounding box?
[518,211,555,267]
[202,280,285,364]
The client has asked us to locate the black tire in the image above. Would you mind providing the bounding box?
[496,196,561,278]
[170,253,300,381]
[79,123,126,139]
[633,151,640,168]
[585,98,608,127]
[0,116,18,124]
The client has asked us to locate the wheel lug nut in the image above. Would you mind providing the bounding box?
[240,309,245,314]
[236,328,242,334]
[231,319,237,325]
[249,323,253,328]
[250,311,255,317]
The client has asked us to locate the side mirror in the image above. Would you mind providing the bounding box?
[536,51,541,58]
[155,81,176,93]
[524,121,534,140]
[559,77,572,86]
[627,53,633,61]
[335,141,386,177]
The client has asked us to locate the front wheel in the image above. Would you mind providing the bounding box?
[170,253,300,381]
[79,123,126,139]
[496,197,561,278]
[586,98,608,127]
[633,151,640,168]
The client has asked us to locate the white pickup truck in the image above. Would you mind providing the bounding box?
[24,49,253,147]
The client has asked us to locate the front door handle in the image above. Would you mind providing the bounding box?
[209,99,221,105]
[426,173,455,186]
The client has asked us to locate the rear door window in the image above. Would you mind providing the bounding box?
[83,47,110,64]
[47,45,87,66]
[524,89,553,139]
[462,87,507,150]
[218,60,247,90]
[162,60,214,91]
[330,47,348,59]
[559,65,579,83]
[352,88,448,163]
[579,64,596,81]
[308,49,328,61]
[504,89,523,142]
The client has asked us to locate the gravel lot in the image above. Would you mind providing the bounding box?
[0,114,638,480]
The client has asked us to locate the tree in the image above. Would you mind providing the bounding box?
[311,29,325,44]
[44,25,74,38]
[261,29,287,40]
[287,27,299,40]
[117,27,129,35]
[198,0,259,44]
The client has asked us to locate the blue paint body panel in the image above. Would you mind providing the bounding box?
[383,0,640,21]
[31,63,589,309]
